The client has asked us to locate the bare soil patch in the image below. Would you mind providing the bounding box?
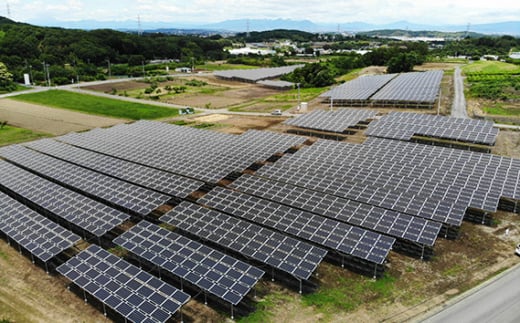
[83,81,149,93]
[0,98,127,135]
[0,241,108,323]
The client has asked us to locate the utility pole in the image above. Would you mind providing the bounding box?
[142,61,145,77]
[46,63,50,86]
[296,82,301,110]
[107,58,111,78]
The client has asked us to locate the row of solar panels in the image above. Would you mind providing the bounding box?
[284,108,378,133]
[321,71,443,104]
[365,111,499,145]
[214,65,304,82]
[0,123,394,321]
[255,136,520,234]
[0,184,266,321]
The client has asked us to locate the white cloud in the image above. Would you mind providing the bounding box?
[6,0,520,26]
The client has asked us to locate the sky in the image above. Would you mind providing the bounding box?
[4,0,520,27]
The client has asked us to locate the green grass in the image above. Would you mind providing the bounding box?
[483,104,520,116]
[13,90,179,120]
[228,87,325,113]
[0,125,49,147]
[462,61,520,74]
[238,292,292,323]
[302,274,396,318]
[0,250,7,261]
[198,63,258,71]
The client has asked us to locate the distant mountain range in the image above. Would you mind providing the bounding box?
[31,18,520,35]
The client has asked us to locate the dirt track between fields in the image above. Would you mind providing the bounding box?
[0,98,128,135]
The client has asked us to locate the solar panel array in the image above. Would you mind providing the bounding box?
[229,174,441,246]
[57,121,306,183]
[114,221,264,305]
[256,136,520,230]
[284,108,378,133]
[0,191,80,262]
[214,65,304,82]
[25,138,204,198]
[0,160,129,237]
[320,71,443,108]
[321,74,396,101]
[57,244,190,323]
[160,201,327,280]
[370,71,444,103]
[0,145,171,215]
[365,112,499,145]
[198,187,395,265]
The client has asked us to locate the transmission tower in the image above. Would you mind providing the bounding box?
[246,19,250,38]
[6,1,11,18]
[138,15,143,36]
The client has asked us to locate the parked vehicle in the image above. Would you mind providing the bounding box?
[271,109,282,115]
[515,243,520,256]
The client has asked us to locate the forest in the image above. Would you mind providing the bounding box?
[0,17,232,84]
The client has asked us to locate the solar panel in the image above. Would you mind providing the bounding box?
[0,145,171,215]
[198,187,395,265]
[321,74,396,101]
[284,108,378,133]
[214,65,304,82]
[0,160,129,237]
[0,191,81,262]
[113,221,264,305]
[57,121,306,183]
[229,174,441,246]
[25,139,205,198]
[370,71,444,104]
[365,112,498,145]
[57,244,190,323]
[160,201,327,280]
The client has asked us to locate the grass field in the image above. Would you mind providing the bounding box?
[13,90,179,120]
[228,87,324,112]
[483,104,520,116]
[0,125,49,146]
[462,61,520,74]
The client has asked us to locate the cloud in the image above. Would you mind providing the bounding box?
[7,0,520,26]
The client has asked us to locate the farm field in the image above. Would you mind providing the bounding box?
[462,61,520,122]
[13,90,179,120]
[82,74,324,113]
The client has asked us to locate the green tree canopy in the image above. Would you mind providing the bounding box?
[0,61,15,91]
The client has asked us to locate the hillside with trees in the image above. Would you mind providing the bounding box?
[0,17,232,85]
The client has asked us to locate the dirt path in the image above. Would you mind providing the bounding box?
[0,98,128,135]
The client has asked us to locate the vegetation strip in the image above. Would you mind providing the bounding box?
[13,90,179,120]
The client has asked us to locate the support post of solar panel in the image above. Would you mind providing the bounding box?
[421,245,425,260]
[231,304,234,320]
[299,279,302,294]
[373,264,377,280]
[102,302,107,316]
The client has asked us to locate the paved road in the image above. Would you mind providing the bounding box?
[451,66,469,119]
[422,264,520,323]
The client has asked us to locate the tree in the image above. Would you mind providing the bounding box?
[0,62,15,92]
[387,53,420,73]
